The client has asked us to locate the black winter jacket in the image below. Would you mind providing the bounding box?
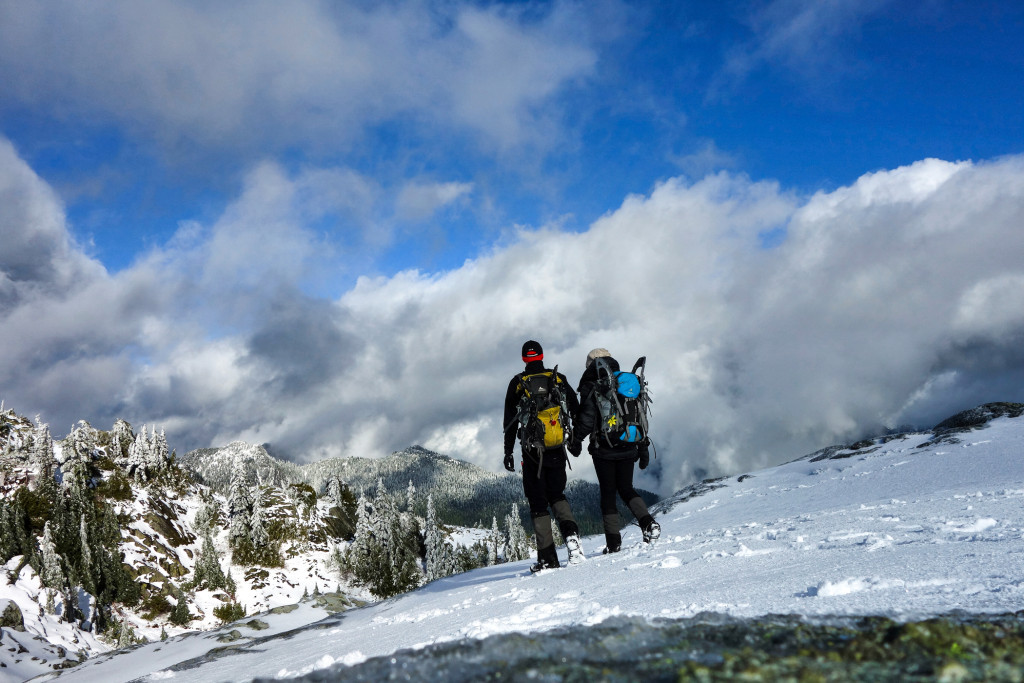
[503,360,580,459]
[576,357,649,461]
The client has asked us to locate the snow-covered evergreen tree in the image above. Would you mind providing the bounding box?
[0,503,15,562]
[30,419,56,484]
[345,492,373,576]
[191,530,227,591]
[344,482,421,597]
[424,495,446,581]
[40,520,65,589]
[128,424,145,478]
[504,504,531,562]
[117,620,137,648]
[371,478,393,547]
[111,419,134,463]
[228,458,252,547]
[326,476,343,506]
[488,516,500,566]
[79,515,94,592]
[67,420,98,459]
[250,485,269,550]
[406,480,416,513]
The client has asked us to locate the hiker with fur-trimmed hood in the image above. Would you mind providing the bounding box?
[503,340,585,572]
[576,348,661,553]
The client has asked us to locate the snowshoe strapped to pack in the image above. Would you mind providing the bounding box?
[591,356,651,447]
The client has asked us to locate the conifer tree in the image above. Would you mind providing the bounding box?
[424,495,445,581]
[117,620,136,648]
[79,515,95,594]
[371,478,393,547]
[385,507,422,595]
[326,477,342,506]
[111,419,134,462]
[346,492,373,574]
[192,530,227,591]
[344,483,421,597]
[169,590,191,626]
[30,419,56,483]
[228,459,252,547]
[155,428,169,464]
[406,480,416,513]
[63,576,79,624]
[40,520,65,589]
[488,517,500,566]
[127,425,149,481]
[504,504,531,562]
[250,485,269,550]
[0,503,15,562]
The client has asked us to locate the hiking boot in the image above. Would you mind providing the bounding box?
[530,544,560,573]
[529,558,560,573]
[602,531,621,554]
[642,519,661,543]
[565,534,585,565]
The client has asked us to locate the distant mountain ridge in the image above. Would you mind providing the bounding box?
[180,444,660,535]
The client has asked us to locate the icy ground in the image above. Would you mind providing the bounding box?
[36,414,1024,682]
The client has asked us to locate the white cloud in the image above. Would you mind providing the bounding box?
[3,137,1023,495]
[0,1,597,153]
[715,0,892,92]
[668,140,739,178]
[396,180,474,221]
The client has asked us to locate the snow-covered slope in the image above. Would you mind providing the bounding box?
[43,406,1024,682]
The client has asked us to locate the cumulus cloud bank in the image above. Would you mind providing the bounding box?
[2,137,1023,494]
[0,0,596,153]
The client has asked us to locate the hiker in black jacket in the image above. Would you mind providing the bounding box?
[503,340,585,572]
[576,348,661,553]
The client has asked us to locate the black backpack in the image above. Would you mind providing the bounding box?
[507,366,573,461]
[590,356,651,447]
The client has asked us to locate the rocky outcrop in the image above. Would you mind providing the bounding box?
[0,599,25,631]
[932,402,1024,434]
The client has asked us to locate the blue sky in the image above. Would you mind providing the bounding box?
[2,0,1023,492]
[6,1,1021,279]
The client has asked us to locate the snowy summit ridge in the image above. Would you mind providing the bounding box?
[37,402,1024,682]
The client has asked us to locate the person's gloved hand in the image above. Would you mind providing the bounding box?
[638,443,650,470]
[504,453,516,472]
[568,438,582,457]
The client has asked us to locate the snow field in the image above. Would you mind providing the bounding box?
[39,415,1024,682]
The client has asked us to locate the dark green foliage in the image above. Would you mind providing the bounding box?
[142,593,172,620]
[187,531,228,592]
[342,486,422,599]
[288,482,318,511]
[453,542,488,574]
[95,470,134,501]
[94,455,118,472]
[0,502,14,561]
[13,485,53,535]
[323,483,359,541]
[213,601,246,625]
[169,591,192,626]
[230,536,284,568]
